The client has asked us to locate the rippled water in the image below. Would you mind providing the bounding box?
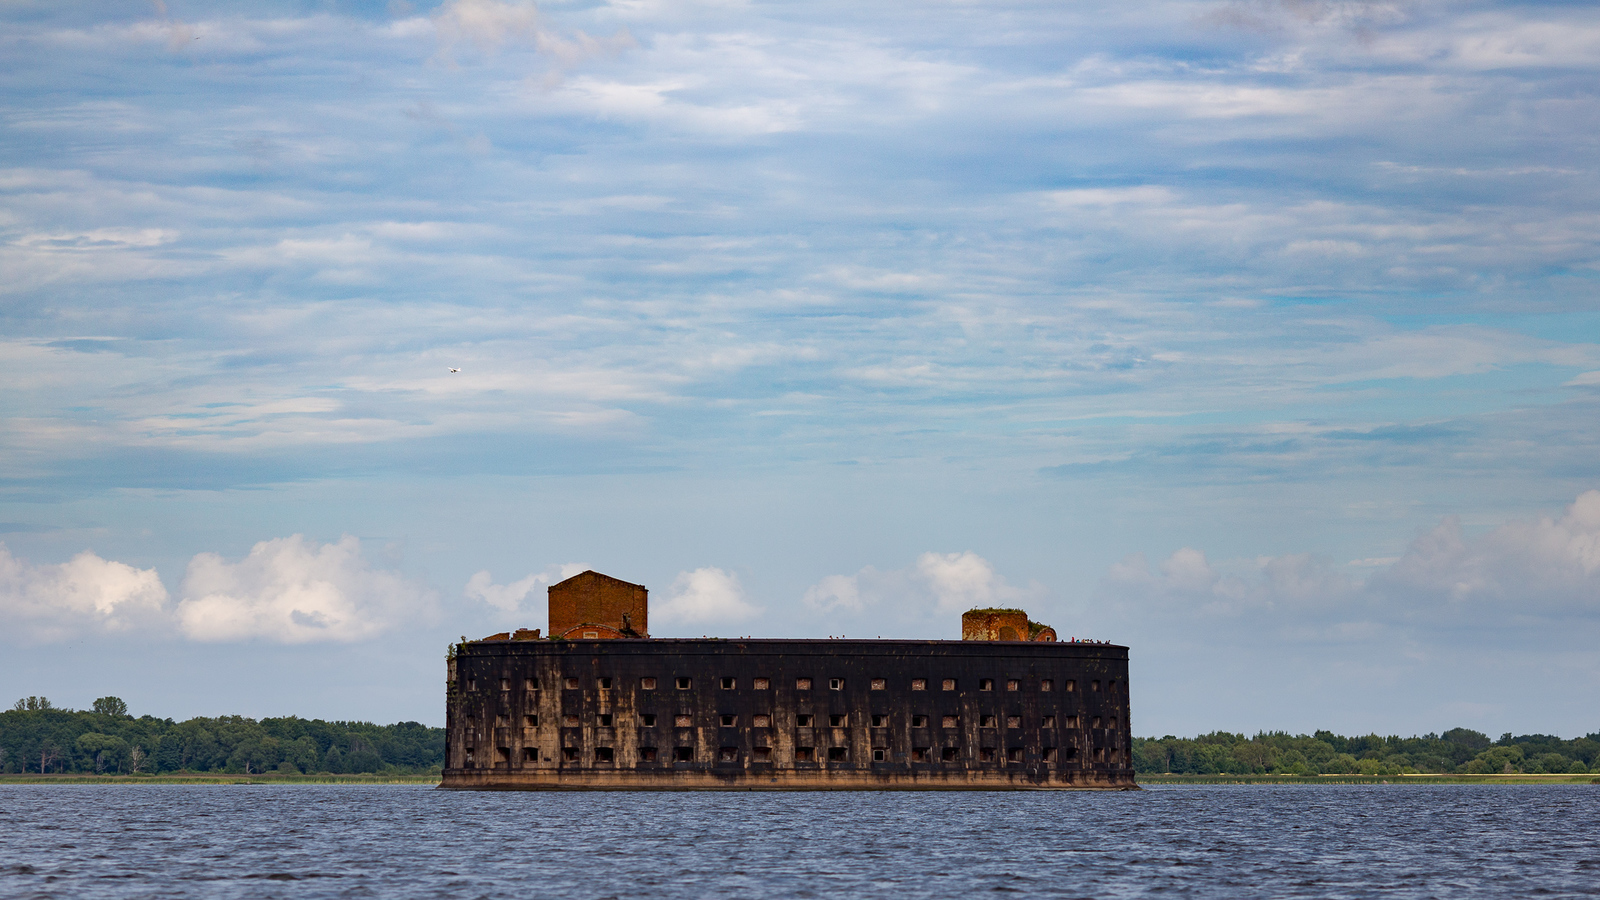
[1,784,1597,898]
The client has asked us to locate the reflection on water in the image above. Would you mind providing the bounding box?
[1,784,1597,898]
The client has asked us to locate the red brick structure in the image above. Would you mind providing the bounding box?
[962,609,1057,642]
[547,570,648,640]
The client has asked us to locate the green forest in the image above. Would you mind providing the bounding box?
[1,697,443,775]
[1134,729,1600,776]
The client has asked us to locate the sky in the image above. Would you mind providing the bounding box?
[2,0,1598,737]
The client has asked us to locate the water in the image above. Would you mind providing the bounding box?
[0,784,1596,898]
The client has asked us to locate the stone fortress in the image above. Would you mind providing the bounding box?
[442,570,1135,790]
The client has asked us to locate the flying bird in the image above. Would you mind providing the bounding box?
[448,368,460,373]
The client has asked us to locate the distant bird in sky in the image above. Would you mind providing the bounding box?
[448,368,460,373]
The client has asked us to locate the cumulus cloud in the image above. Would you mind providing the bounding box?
[652,567,761,629]
[803,552,1044,636]
[1100,490,1600,642]
[0,543,170,643]
[464,562,586,613]
[176,535,436,643]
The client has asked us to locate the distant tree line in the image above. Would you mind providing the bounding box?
[1135,729,1600,776]
[1,697,443,776]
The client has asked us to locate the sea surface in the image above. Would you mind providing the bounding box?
[0,784,1596,898]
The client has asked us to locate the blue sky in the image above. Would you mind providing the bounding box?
[3,0,1599,735]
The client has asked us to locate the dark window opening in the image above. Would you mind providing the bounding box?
[795,747,815,762]
[912,678,927,691]
[595,747,614,763]
[980,715,997,728]
[526,677,541,690]
[641,677,657,690]
[941,747,959,762]
[871,714,888,727]
[1066,680,1077,692]
[640,747,658,762]
[942,679,957,691]
[642,714,657,727]
[599,677,613,690]
[1093,716,1103,728]
[753,677,770,690]
[1006,679,1019,692]
[829,678,845,691]
[1094,748,1105,762]
[525,715,539,727]
[674,714,693,727]
[497,747,511,763]
[522,747,538,762]
[674,747,694,762]
[1064,747,1078,759]
[1043,715,1056,728]
[942,715,959,728]
[565,677,580,690]
[721,714,738,727]
[500,678,510,691]
[979,747,996,762]
[1109,717,1118,729]
[562,747,579,762]
[1041,679,1053,692]
[598,714,613,727]
[797,677,813,690]
[721,677,736,690]
[1067,715,1081,728]
[829,714,848,727]
[872,748,887,762]
[676,677,692,690]
[1006,716,1021,729]
[1006,747,1023,763]
[911,747,929,762]
[827,747,848,762]
[718,747,739,762]
[495,714,508,727]
[911,715,928,727]
[753,747,772,762]
[870,679,886,690]
[1043,747,1057,762]
[797,714,814,727]
[979,679,994,691]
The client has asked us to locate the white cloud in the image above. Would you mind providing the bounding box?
[175,535,436,643]
[652,567,761,629]
[464,562,586,614]
[0,543,170,643]
[802,552,1043,636]
[431,0,633,75]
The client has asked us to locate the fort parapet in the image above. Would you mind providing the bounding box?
[442,570,1134,790]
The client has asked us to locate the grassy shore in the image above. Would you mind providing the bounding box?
[0,773,440,785]
[1139,773,1600,785]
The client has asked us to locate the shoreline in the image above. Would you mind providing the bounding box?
[1140,773,1599,785]
[0,773,1593,786]
[0,774,440,785]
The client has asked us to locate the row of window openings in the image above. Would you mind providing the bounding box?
[477,676,1117,693]
[494,713,1116,729]
[478,745,1122,765]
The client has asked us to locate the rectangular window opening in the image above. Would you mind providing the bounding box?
[500,678,510,691]
[871,714,888,727]
[598,713,613,727]
[1066,680,1077,692]
[979,679,994,691]
[979,747,996,763]
[1065,747,1079,760]
[640,747,658,762]
[1042,715,1056,728]
[911,678,927,691]
[752,714,771,728]
[795,747,815,762]
[754,747,773,762]
[494,714,508,727]
[942,679,957,691]
[829,678,845,691]
[870,678,886,690]
[911,747,929,762]
[797,714,814,727]
[941,715,959,728]
[827,747,848,762]
[1043,747,1057,762]
[525,715,539,728]
[641,677,657,691]
[941,747,959,762]
[676,677,692,690]
[979,715,997,728]
[561,747,579,762]
[674,714,693,728]
[642,714,657,727]
[753,677,770,691]
[1092,680,1101,692]
[872,748,887,762]
[595,747,614,763]
[829,714,848,727]
[561,714,580,727]
[522,747,538,762]
[911,715,928,727]
[1041,679,1053,692]
[1006,716,1021,729]
[721,714,738,727]
[718,747,739,763]
[1006,679,1019,692]
[720,677,736,690]
[525,677,540,691]
[1006,747,1023,763]
[796,677,813,691]
[497,747,511,763]
[674,747,694,763]
[564,677,580,690]
[599,677,612,690]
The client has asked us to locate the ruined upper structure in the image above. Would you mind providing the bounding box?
[547,570,648,640]
[961,608,1058,642]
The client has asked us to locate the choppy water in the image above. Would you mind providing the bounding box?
[1,784,1597,898]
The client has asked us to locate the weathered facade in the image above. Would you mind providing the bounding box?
[441,571,1134,790]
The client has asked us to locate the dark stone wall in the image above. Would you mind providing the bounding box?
[444,639,1133,789]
